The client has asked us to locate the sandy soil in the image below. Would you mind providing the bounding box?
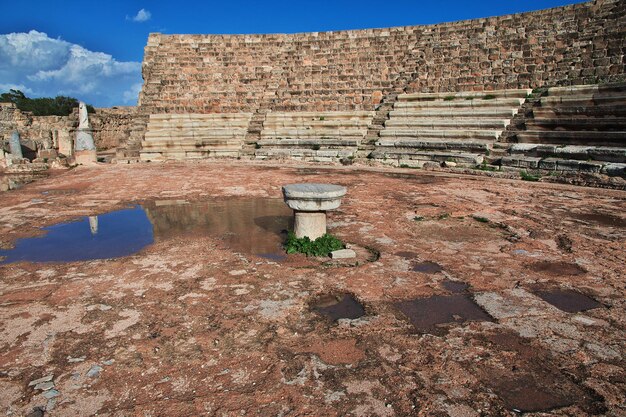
[0,162,624,416]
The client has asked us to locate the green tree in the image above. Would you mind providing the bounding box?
[0,89,95,116]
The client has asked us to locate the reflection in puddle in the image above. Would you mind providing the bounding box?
[569,211,626,228]
[144,199,292,260]
[0,198,293,264]
[534,289,602,313]
[0,206,153,263]
[312,293,365,321]
[395,294,492,335]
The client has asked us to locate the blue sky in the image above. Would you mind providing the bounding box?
[1,0,584,107]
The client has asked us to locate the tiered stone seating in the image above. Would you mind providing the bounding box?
[140,113,252,161]
[502,83,626,177]
[254,111,375,162]
[372,89,531,167]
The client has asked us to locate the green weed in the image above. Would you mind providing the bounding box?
[284,232,344,257]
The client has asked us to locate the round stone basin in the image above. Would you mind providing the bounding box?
[282,183,347,212]
[282,183,347,240]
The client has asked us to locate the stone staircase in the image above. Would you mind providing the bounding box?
[501,83,626,177]
[254,111,375,162]
[371,89,531,167]
[140,113,252,161]
[115,114,148,163]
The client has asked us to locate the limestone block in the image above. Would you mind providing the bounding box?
[330,249,356,259]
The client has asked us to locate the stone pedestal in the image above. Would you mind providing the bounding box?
[74,149,97,165]
[293,211,326,240]
[282,183,347,240]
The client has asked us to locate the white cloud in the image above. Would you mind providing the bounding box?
[0,30,142,107]
[131,9,151,22]
[123,82,143,104]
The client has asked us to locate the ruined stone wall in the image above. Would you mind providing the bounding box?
[139,0,625,115]
[0,103,136,154]
[90,107,137,151]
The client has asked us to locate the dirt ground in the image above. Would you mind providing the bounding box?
[0,161,624,417]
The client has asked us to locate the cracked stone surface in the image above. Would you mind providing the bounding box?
[0,162,624,416]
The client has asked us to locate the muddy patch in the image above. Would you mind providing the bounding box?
[473,331,598,413]
[534,289,602,313]
[311,293,365,321]
[441,280,468,293]
[411,261,443,274]
[527,261,587,276]
[394,294,492,335]
[569,211,626,228]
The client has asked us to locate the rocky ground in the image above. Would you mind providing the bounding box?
[0,161,624,416]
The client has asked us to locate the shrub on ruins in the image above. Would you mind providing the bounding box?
[0,89,95,116]
[284,231,344,257]
[520,170,541,182]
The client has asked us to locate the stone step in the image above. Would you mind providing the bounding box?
[385,118,509,129]
[516,130,626,146]
[547,83,626,96]
[394,98,525,109]
[141,142,242,151]
[376,139,491,152]
[501,156,625,177]
[260,129,366,138]
[540,93,626,106]
[509,144,626,163]
[398,88,532,101]
[265,111,374,119]
[370,149,484,166]
[526,117,626,130]
[255,148,355,159]
[380,129,501,140]
[140,149,240,161]
[262,120,372,128]
[257,139,359,147]
[145,130,247,139]
[389,108,519,118]
[533,105,626,118]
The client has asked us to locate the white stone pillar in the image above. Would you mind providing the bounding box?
[74,102,97,164]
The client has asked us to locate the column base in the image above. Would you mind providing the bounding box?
[294,211,327,240]
[74,150,97,165]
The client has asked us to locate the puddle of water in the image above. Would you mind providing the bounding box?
[0,206,154,263]
[143,198,292,261]
[395,294,492,335]
[493,374,576,412]
[569,212,626,228]
[534,289,602,313]
[312,294,365,321]
[412,261,443,274]
[527,261,587,276]
[441,280,468,293]
[0,198,293,264]
[395,251,419,259]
